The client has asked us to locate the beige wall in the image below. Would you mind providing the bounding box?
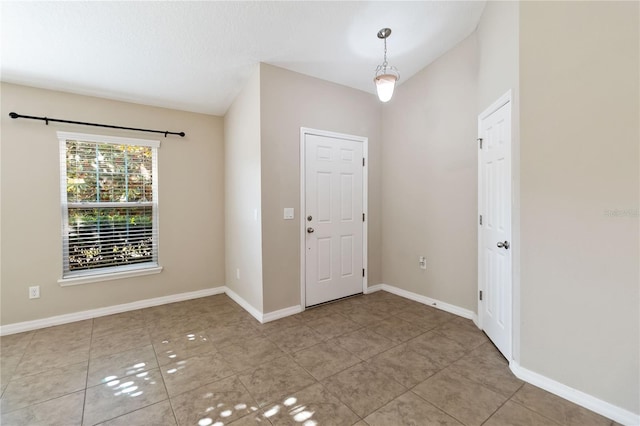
[259,63,382,313]
[381,34,478,311]
[224,66,264,312]
[0,83,225,325]
[520,1,639,414]
[476,0,521,360]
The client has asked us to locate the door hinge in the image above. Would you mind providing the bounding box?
[362,268,365,277]
[478,138,483,149]
[363,213,365,222]
[479,290,483,301]
[479,214,483,225]
[362,158,365,167]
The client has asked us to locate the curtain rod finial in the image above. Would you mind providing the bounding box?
[9,112,18,119]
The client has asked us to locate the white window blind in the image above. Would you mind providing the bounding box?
[58,132,160,279]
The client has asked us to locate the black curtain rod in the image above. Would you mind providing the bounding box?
[8,112,185,138]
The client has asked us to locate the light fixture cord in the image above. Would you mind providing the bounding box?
[383,37,388,70]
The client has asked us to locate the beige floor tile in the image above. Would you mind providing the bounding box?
[27,321,93,351]
[297,304,337,323]
[253,316,303,336]
[0,390,84,426]
[142,304,187,325]
[304,313,362,340]
[267,324,324,354]
[228,412,272,425]
[96,400,177,425]
[0,291,613,426]
[361,299,407,315]
[83,367,169,425]
[219,336,286,372]
[434,319,490,349]
[153,330,216,367]
[367,343,440,388]
[161,352,233,397]
[88,344,158,387]
[0,361,87,413]
[450,351,524,398]
[207,306,258,326]
[413,369,508,426]
[262,382,360,425]
[170,375,258,425]
[92,310,147,339]
[13,340,90,378]
[199,308,249,329]
[406,331,469,368]
[146,316,205,341]
[205,320,265,349]
[364,391,463,426]
[321,363,405,418]
[238,356,316,408]
[90,326,151,359]
[394,307,456,331]
[483,400,559,426]
[1,354,22,393]
[339,305,388,325]
[292,340,360,381]
[32,322,87,345]
[0,331,35,358]
[334,328,394,360]
[203,294,239,307]
[330,295,367,308]
[512,384,613,426]
[367,316,426,343]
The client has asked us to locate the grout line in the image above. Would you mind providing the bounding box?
[80,317,94,425]
[147,314,179,426]
[409,390,470,425]
[0,330,36,399]
[478,382,528,426]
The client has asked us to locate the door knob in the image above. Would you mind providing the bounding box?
[307,227,314,234]
[497,241,510,249]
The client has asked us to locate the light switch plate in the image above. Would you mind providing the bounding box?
[284,208,294,220]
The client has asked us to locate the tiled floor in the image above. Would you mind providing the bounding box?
[0,291,618,426]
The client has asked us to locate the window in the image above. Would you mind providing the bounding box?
[58,132,160,282]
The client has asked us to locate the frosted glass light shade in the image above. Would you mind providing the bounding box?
[374,74,397,102]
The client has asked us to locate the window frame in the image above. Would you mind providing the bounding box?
[57,131,162,286]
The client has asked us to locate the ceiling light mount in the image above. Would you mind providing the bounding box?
[374,27,399,103]
[377,28,392,39]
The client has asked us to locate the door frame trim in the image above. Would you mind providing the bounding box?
[299,127,368,309]
[477,90,513,360]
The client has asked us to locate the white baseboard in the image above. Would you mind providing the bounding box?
[0,286,226,336]
[510,361,639,426]
[364,284,384,294]
[262,305,303,323]
[379,283,476,320]
[224,287,263,323]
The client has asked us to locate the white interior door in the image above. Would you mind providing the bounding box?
[478,93,512,361]
[303,131,365,307]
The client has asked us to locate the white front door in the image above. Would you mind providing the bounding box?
[478,93,512,361]
[303,130,365,307]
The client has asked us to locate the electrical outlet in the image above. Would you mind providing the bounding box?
[236,268,240,280]
[29,285,40,299]
[419,256,427,270]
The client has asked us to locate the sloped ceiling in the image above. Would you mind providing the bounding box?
[1,1,485,115]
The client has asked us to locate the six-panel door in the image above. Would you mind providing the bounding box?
[305,133,364,307]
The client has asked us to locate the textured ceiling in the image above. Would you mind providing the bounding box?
[1,1,485,116]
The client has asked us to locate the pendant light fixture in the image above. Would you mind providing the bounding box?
[374,28,400,102]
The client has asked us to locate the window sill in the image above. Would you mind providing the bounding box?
[58,266,163,287]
